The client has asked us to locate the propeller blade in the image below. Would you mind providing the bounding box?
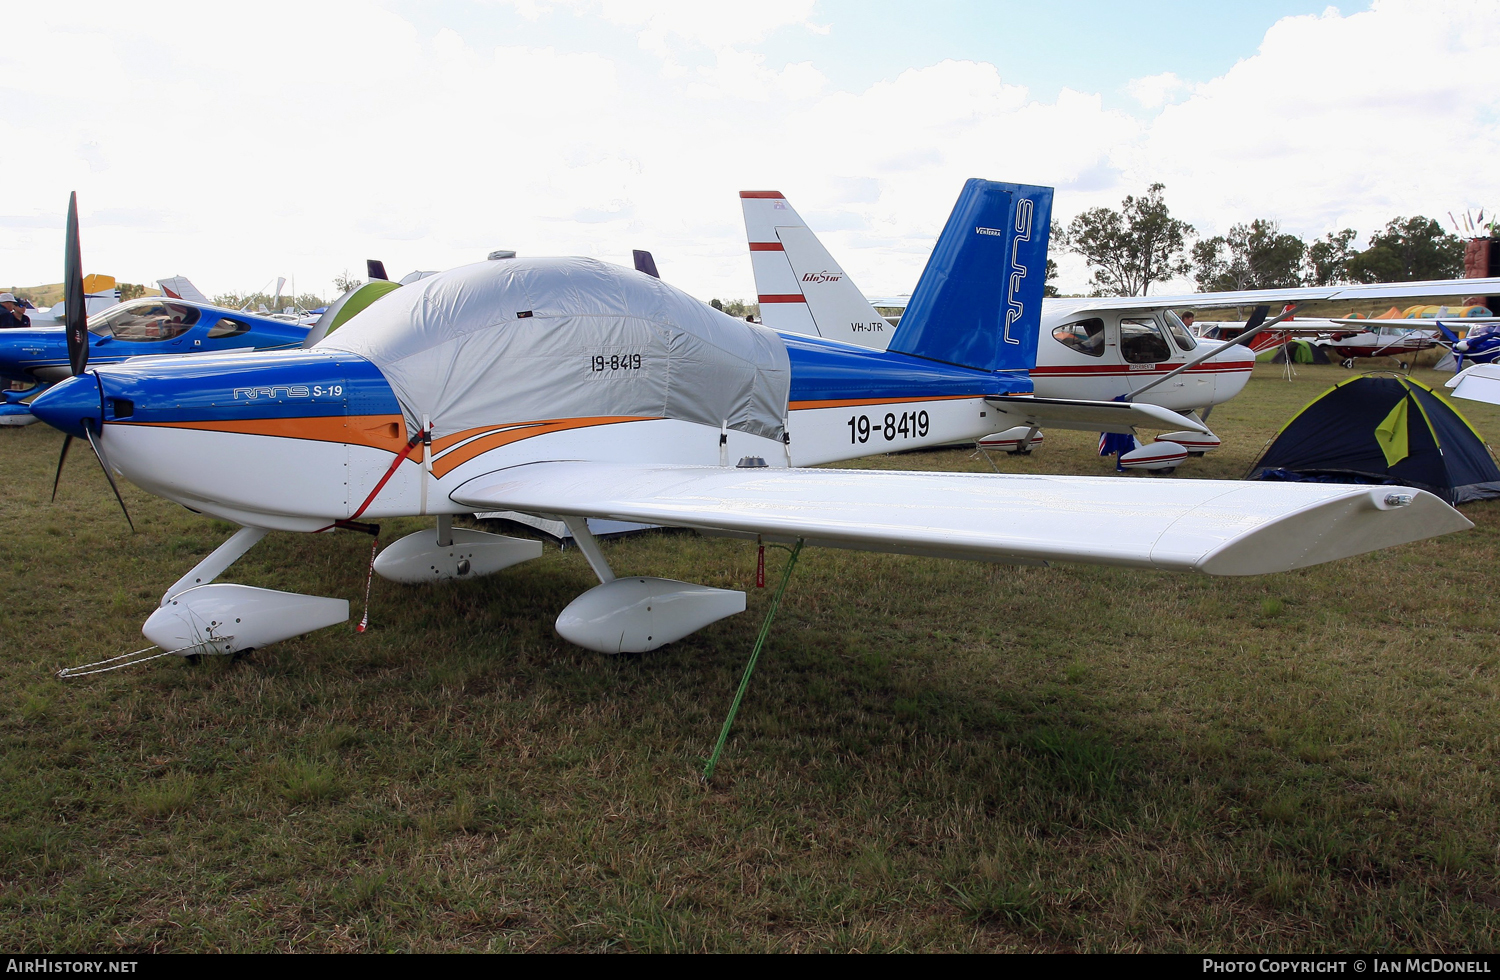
[64,192,88,377]
[632,250,660,279]
[366,259,389,281]
[50,435,73,503]
[84,427,135,533]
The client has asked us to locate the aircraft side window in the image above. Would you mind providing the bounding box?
[1163,310,1197,351]
[98,302,201,343]
[1119,318,1172,363]
[1051,318,1105,357]
[206,316,251,339]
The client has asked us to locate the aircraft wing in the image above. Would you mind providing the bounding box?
[1328,318,1499,328]
[1044,277,1500,319]
[451,462,1469,576]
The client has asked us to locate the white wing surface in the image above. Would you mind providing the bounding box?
[1044,278,1500,320]
[1446,363,1500,406]
[452,462,1470,576]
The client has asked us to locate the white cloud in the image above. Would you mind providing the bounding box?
[1131,0,1500,249]
[1127,71,1187,109]
[0,0,1496,303]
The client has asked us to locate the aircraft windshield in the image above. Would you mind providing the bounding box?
[206,316,251,339]
[1052,317,1105,357]
[1465,324,1500,341]
[1120,318,1172,363]
[89,301,200,342]
[1164,310,1197,351]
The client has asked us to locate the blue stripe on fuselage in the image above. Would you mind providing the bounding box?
[94,350,400,423]
[781,331,1032,403]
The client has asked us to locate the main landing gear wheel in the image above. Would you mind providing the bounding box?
[1341,358,1356,369]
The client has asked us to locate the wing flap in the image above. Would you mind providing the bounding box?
[452,463,1469,576]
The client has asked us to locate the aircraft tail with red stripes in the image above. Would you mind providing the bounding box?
[739,191,894,350]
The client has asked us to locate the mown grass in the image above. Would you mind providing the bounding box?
[2,362,1499,952]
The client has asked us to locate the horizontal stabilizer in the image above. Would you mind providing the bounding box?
[452,462,1470,576]
[985,395,1209,435]
[1447,363,1500,406]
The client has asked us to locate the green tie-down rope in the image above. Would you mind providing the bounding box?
[702,538,804,781]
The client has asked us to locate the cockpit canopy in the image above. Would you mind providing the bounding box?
[88,299,201,341]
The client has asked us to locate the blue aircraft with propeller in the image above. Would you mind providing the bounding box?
[0,197,314,425]
[1436,321,1500,370]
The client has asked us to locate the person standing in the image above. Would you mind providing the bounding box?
[0,293,30,329]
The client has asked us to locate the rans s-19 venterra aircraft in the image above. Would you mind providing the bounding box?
[742,190,1500,467]
[33,179,1470,662]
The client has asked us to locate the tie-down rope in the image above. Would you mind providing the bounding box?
[702,538,804,781]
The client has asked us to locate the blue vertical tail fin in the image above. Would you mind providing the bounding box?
[888,179,1053,374]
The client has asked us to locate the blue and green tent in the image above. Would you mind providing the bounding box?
[1247,375,1500,505]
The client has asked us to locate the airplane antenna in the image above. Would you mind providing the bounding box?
[633,250,660,279]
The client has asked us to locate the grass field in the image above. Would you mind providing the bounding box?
[3,361,1500,952]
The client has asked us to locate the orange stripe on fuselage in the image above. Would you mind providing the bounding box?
[116,414,413,456]
[116,413,656,477]
[428,416,654,478]
[787,394,977,411]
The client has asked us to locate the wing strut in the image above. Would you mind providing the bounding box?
[703,538,804,782]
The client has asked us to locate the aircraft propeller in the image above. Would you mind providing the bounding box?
[48,192,135,532]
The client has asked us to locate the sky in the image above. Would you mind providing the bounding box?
[2,0,1498,302]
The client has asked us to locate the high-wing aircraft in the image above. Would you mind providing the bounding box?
[32,180,1470,665]
[742,191,1500,467]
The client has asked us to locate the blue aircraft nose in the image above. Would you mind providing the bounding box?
[30,374,102,439]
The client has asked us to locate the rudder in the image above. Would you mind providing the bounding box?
[889,179,1053,374]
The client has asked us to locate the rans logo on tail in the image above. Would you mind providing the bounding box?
[1004,198,1034,347]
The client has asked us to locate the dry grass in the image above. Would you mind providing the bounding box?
[2,362,1499,952]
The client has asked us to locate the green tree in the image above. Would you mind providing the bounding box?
[211,291,325,312]
[1191,219,1306,292]
[1059,183,1193,296]
[1044,257,1060,298]
[712,299,760,319]
[332,269,362,294]
[1347,216,1464,282]
[1306,229,1357,286]
[118,282,152,301]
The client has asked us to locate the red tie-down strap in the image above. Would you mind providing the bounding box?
[316,426,429,533]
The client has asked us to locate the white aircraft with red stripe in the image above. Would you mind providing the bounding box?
[742,191,1500,462]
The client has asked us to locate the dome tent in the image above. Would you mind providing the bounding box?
[1247,375,1500,505]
